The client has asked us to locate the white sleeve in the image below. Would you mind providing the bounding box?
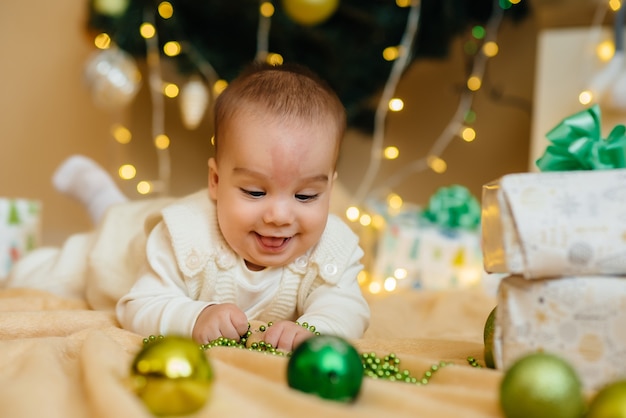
[296,246,370,339]
[115,222,212,337]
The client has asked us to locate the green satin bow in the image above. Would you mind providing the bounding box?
[535,104,626,171]
[421,185,480,231]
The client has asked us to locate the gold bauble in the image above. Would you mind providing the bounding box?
[282,0,339,26]
[131,336,213,416]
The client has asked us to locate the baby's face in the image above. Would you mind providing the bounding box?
[208,111,339,271]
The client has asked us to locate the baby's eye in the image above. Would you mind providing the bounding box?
[241,188,265,198]
[295,194,319,202]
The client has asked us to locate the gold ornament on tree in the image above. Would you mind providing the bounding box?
[83,47,142,110]
[92,0,130,17]
[282,0,340,26]
[179,75,209,130]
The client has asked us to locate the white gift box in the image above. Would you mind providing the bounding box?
[0,198,41,281]
[481,169,626,279]
[494,275,626,391]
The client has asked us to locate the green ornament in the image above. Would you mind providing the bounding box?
[483,306,496,369]
[287,335,363,403]
[131,336,213,416]
[499,352,585,418]
[587,380,626,418]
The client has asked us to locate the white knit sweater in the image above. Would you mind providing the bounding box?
[116,190,370,339]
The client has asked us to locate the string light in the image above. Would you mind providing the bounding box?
[346,206,360,221]
[139,23,156,39]
[111,124,132,144]
[596,39,615,62]
[118,164,137,180]
[461,126,476,142]
[579,90,593,105]
[158,1,174,19]
[163,83,179,98]
[94,33,111,49]
[154,134,170,150]
[388,98,404,111]
[384,146,399,159]
[163,41,181,57]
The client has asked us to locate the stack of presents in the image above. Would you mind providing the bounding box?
[483,104,626,391]
[370,103,626,391]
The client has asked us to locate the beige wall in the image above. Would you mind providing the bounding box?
[2,1,543,246]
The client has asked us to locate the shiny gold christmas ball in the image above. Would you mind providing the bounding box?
[500,352,585,418]
[131,336,213,416]
[483,306,496,369]
[281,0,339,26]
[587,380,626,418]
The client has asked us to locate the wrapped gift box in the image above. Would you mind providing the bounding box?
[481,168,626,279]
[370,185,483,290]
[494,275,626,391]
[0,198,41,281]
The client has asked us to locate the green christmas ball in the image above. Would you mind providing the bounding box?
[131,336,213,416]
[500,352,585,418]
[483,306,496,369]
[587,380,626,418]
[287,335,363,402]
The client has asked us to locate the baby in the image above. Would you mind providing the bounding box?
[116,62,370,352]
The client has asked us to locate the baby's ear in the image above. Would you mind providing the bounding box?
[207,158,219,199]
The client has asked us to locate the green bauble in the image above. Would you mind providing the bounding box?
[287,335,363,402]
[500,352,585,418]
[587,380,626,418]
[131,336,213,416]
[483,306,496,369]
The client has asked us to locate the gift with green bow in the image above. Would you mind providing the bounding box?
[536,104,626,171]
[370,185,483,291]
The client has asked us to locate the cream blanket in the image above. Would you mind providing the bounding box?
[0,286,502,417]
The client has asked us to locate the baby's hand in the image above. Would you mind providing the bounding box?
[263,321,316,352]
[192,303,248,344]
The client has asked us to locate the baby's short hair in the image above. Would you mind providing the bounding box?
[213,61,346,157]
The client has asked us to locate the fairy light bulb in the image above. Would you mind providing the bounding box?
[260,1,274,17]
[395,0,411,6]
[137,181,152,195]
[461,127,476,142]
[163,41,181,57]
[266,53,283,65]
[383,46,400,61]
[118,164,136,180]
[427,156,447,173]
[94,33,111,49]
[483,41,499,58]
[388,98,404,111]
[357,270,369,286]
[384,146,399,159]
[394,268,408,280]
[384,277,397,292]
[111,124,132,144]
[163,83,179,98]
[387,193,403,210]
[596,40,615,62]
[368,281,382,294]
[359,213,372,226]
[154,134,170,150]
[346,206,360,222]
[579,90,593,105]
[371,214,386,229]
[140,23,156,39]
[609,0,621,12]
[158,1,173,18]
[467,76,482,91]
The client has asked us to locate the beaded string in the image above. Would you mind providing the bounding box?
[142,322,483,386]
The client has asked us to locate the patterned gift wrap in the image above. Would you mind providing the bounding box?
[494,275,626,391]
[0,198,41,280]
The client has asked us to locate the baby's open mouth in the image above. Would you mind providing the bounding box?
[257,234,291,248]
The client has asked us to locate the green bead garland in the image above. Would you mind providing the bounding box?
[143,322,483,387]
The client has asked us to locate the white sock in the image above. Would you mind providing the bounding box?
[52,155,128,225]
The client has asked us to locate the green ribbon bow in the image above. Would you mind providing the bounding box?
[535,104,626,171]
[421,185,481,231]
